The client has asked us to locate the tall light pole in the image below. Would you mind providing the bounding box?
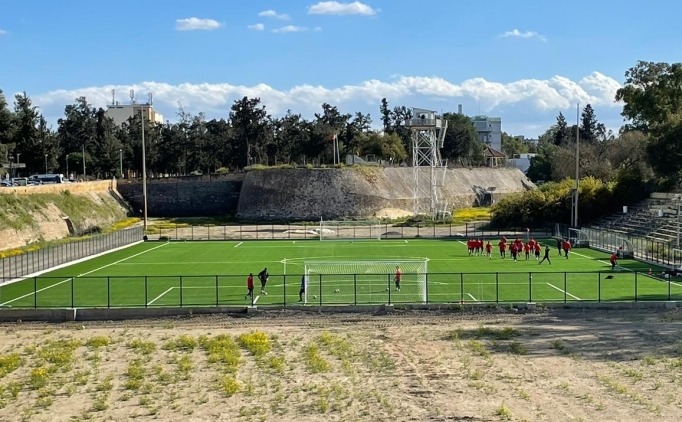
[140,108,148,231]
[119,149,123,179]
[44,154,48,174]
[573,103,580,228]
[66,153,70,179]
[8,154,13,182]
[677,196,680,248]
[82,145,86,179]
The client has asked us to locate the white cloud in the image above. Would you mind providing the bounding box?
[258,10,290,20]
[500,29,546,41]
[28,72,622,137]
[0,29,7,35]
[308,1,377,16]
[272,25,308,33]
[314,27,323,31]
[248,23,264,31]
[175,18,223,31]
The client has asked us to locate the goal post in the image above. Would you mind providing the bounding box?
[318,219,383,241]
[302,259,428,304]
[673,249,682,270]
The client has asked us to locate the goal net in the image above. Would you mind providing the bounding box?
[303,259,428,304]
[318,219,383,241]
[616,238,635,259]
[568,228,590,248]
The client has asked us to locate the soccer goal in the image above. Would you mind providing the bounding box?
[616,238,635,259]
[318,219,383,241]
[568,228,591,248]
[302,259,428,304]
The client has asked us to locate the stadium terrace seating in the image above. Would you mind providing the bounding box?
[590,194,682,243]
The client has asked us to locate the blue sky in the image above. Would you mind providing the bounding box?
[0,0,680,137]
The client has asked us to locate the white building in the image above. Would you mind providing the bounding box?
[105,103,164,127]
[472,115,502,153]
[508,153,537,173]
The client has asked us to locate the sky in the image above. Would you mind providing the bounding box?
[0,0,681,137]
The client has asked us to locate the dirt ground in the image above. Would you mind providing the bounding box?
[2,308,682,421]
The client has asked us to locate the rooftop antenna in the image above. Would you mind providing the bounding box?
[129,89,135,105]
[111,89,115,105]
[148,92,153,106]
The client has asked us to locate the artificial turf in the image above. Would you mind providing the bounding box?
[0,238,679,309]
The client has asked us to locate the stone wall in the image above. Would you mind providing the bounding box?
[117,174,244,217]
[236,167,534,221]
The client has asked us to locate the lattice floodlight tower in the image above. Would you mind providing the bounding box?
[405,108,448,219]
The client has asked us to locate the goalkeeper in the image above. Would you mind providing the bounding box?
[394,265,402,292]
[258,267,270,295]
[299,274,306,303]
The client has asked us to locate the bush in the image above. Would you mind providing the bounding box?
[489,176,649,228]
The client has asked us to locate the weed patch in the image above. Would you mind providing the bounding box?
[236,331,271,357]
[163,335,198,352]
[0,353,23,378]
[303,343,330,373]
[199,334,241,372]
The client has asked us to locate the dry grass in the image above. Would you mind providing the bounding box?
[0,311,680,421]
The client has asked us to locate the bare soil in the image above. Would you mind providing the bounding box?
[2,308,682,421]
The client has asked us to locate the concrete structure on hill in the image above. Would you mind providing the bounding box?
[106,103,164,126]
[472,115,502,153]
[508,153,537,173]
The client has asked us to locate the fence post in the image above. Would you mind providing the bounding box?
[490,272,496,302]
[598,272,601,302]
[425,273,429,304]
[180,276,183,307]
[354,274,357,305]
[71,277,75,308]
[528,272,532,303]
[669,272,672,301]
[460,273,464,303]
[387,273,391,305]
[318,274,322,307]
[144,276,148,308]
[34,278,37,309]
[215,276,219,307]
[107,277,111,308]
[564,272,567,303]
[635,271,639,302]
[283,275,287,306]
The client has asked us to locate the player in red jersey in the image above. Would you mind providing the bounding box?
[485,241,493,259]
[563,239,572,259]
[610,252,618,270]
[524,242,531,260]
[498,239,507,258]
[534,242,541,260]
[467,239,473,255]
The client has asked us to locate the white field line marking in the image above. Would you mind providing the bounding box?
[466,293,478,301]
[546,282,581,300]
[235,242,243,248]
[253,295,260,304]
[0,242,170,307]
[147,287,174,306]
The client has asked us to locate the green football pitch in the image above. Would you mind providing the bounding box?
[0,238,680,309]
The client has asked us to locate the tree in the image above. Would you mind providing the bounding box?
[441,112,480,165]
[553,112,569,146]
[93,108,122,177]
[379,98,392,133]
[229,97,270,168]
[579,104,606,143]
[526,137,558,182]
[615,61,682,132]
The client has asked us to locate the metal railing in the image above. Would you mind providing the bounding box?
[0,271,679,309]
[555,223,679,268]
[0,226,143,280]
[142,222,552,241]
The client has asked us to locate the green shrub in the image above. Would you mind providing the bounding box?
[490,176,649,228]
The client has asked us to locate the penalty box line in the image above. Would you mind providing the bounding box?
[0,242,170,308]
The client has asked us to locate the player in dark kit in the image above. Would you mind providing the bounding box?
[258,267,269,295]
[299,274,306,302]
[539,246,552,265]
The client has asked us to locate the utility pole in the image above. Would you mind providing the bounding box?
[82,145,86,179]
[45,154,48,174]
[141,108,148,231]
[574,103,580,227]
[66,153,69,180]
[119,149,123,179]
